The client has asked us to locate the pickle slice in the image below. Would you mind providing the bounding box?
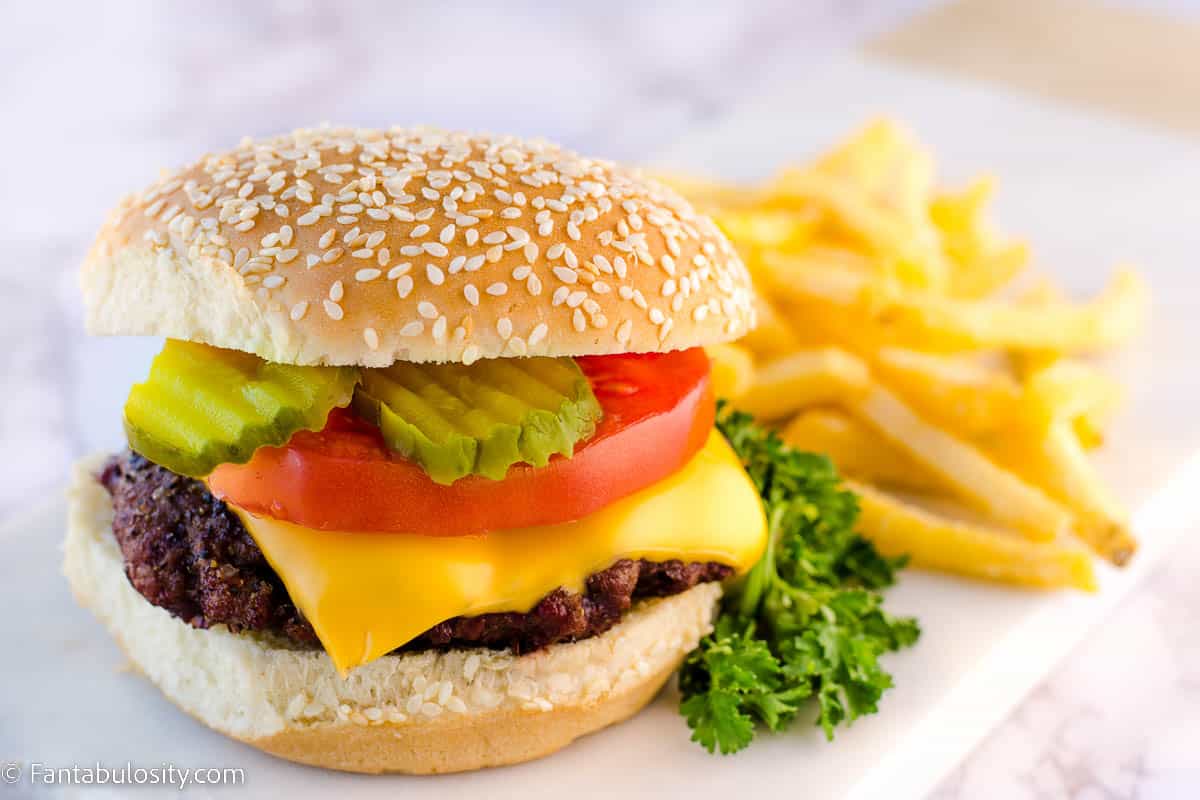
[354,356,602,484]
[124,340,358,477]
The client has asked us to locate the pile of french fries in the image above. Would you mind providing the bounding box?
[670,120,1148,591]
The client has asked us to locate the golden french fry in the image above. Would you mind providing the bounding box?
[705,343,755,401]
[737,293,808,360]
[932,177,1029,298]
[715,207,820,251]
[848,481,1097,591]
[782,409,939,492]
[768,172,948,290]
[851,385,1072,541]
[763,258,1147,354]
[736,348,870,421]
[1025,360,1123,429]
[983,422,1136,566]
[873,347,1023,438]
[1007,279,1066,376]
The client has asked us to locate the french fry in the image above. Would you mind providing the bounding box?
[1025,361,1123,431]
[738,293,807,359]
[873,347,1023,438]
[932,177,1029,298]
[1008,279,1066,377]
[705,343,755,401]
[737,348,870,421]
[781,409,940,492]
[762,258,1147,354]
[848,481,1097,591]
[811,118,935,215]
[851,386,1072,541]
[768,172,948,290]
[984,422,1136,566]
[715,206,820,251]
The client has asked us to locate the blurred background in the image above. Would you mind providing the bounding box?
[3,1,1200,797]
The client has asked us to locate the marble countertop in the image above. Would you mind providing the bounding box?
[3,2,1197,797]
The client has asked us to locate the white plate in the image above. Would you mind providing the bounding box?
[5,55,1200,799]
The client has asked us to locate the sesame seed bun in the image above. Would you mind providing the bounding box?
[82,126,756,366]
[64,456,720,773]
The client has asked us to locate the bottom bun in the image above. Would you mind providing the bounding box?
[63,455,722,774]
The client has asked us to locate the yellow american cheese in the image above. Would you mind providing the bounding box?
[230,430,767,673]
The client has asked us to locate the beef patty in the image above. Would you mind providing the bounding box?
[100,451,732,654]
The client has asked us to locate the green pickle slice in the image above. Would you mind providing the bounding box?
[354,356,603,484]
[124,340,358,477]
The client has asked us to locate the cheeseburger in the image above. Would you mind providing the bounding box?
[66,126,767,773]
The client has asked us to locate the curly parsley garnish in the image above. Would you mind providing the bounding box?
[679,406,920,754]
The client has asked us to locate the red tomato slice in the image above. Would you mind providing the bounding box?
[209,348,714,535]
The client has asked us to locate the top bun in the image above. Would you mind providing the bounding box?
[82,126,756,366]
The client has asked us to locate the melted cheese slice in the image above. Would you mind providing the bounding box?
[230,430,767,673]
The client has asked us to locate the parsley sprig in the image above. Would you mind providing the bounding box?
[679,406,920,754]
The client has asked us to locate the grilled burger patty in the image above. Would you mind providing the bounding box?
[100,451,732,654]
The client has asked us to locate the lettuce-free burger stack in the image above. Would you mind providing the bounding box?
[66,126,766,773]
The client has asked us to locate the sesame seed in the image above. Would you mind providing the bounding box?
[616,319,633,343]
[486,282,508,296]
[363,328,380,349]
[290,301,308,321]
[462,345,481,365]
[418,301,438,319]
[529,322,549,346]
[426,264,445,285]
[572,309,586,332]
[329,280,344,301]
[411,223,430,238]
[355,268,382,282]
[262,275,285,289]
[439,224,455,243]
[400,321,424,336]
[497,318,513,339]
[552,266,578,284]
[396,275,414,298]
[323,300,344,320]
[464,284,480,306]
[423,242,449,257]
[388,262,412,279]
[482,231,506,245]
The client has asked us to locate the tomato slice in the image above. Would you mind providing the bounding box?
[208,348,714,535]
